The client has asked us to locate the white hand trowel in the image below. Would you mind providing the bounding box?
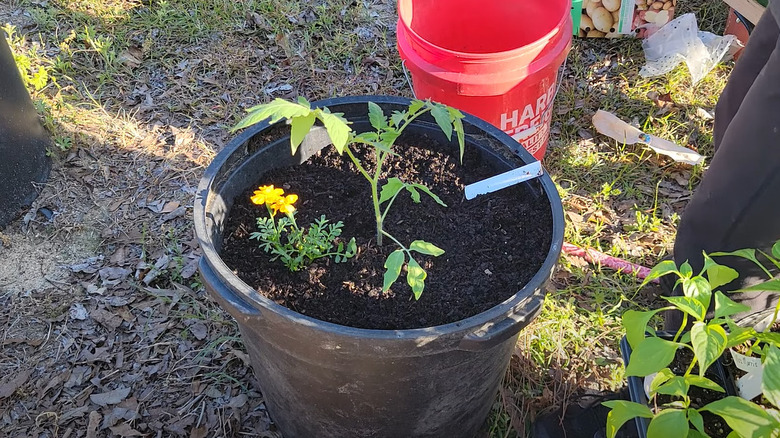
[592,110,704,166]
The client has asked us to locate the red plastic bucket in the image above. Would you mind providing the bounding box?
[397,0,572,160]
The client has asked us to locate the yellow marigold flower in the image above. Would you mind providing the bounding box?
[251,185,284,205]
[270,194,298,214]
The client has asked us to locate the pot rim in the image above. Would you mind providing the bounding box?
[194,94,564,338]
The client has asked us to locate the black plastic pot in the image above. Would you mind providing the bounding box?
[0,33,51,227]
[194,96,564,438]
[620,334,738,438]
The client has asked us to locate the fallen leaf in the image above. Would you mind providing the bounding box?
[86,411,101,438]
[91,308,123,330]
[189,322,208,340]
[190,426,208,438]
[69,303,89,321]
[0,369,33,398]
[696,107,714,120]
[161,201,181,214]
[161,206,187,222]
[90,386,132,406]
[109,422,143,436]
[227,393,248,409]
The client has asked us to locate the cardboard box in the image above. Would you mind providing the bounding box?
[573,0,676,38]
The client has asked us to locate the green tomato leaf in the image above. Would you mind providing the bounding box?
[687,409,706,435]
[685,375,725,393]
[691,322,727,376]
[406,257,426,300]
[663,296,706,321]
[647,409,689,438]
[233,98,313,132]
[642,260,680,287]
[682,276,712,310]
[703,254,739,290]
[714,291,751,319]
[409,240,445,257]
[453,116,465,163]
[319,111,351,153]
[626,337,680,377]
[380,129,401,146]
[367,101,387,130]
[390,110,405,128]
[382,250,405,292]
[649,368,675,397]
[763,345,780,409]
[430,104,453,141]
[622,309,663,349]
[406,185,421,203]
[379,178,405,205]
[409,99,425,114]
[702,396,780,437]
[290,113,316,154]
[655,376,689,398]
[602,400,653,438]
[409,183,447,207]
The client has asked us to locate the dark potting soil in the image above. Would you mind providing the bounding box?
[220,134,553,330]
[657,348,732,438]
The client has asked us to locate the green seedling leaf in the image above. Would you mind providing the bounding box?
[408,183,447,207]
[356,132,379,142]
[623,309,664,349]
[702,396,780,437]
[406,257,426,300]
[379,178,405,204]
[682,276,712,309]
[686,375,725,393]
[234,98,312,132]
[642,260,680,286]
[763,345,780,409]
[755,331,780,346]
[406,185,421,203]
[725,320,757,348]
[430,104,453,141]
[738,279,780,293]
[663,296,706,321]
[714,291,751,319]
[367,101,387,130]
[773,240,780,260]
[691,321,727,376]
[647,409,688,438]
[602,400,653,438]
[382,250,405,292]
[290,113,316,154]
[319,111,351,153]
[649,368,675,397]
[409,240,445,257]
[655,376,689,398]
[626,337,679,376]
[688,408,706,435]
[296,96,311,107]
[680,261,693,278]
[703,254,739,290]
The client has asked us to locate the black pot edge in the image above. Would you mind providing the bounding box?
[194,95,565,339]
[619,333,739,437]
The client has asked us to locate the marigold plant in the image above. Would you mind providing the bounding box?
[249,185,356,272]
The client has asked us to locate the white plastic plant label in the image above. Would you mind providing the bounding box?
[730,349,764,401]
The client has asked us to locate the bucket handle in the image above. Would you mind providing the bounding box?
[457,290,544,352]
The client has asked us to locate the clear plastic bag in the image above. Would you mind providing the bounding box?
[640,13,741,84]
